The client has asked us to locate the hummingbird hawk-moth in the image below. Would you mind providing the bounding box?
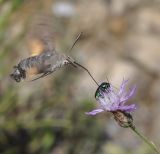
[10,15,99,86]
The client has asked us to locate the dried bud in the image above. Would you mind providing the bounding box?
[112,111,133,128]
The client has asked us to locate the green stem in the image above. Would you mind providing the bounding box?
[130,125,160,154]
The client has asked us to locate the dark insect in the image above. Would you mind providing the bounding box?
[95,82,110,99]
[10,15,98,86]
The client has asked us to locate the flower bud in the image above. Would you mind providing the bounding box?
[112,111,133,128]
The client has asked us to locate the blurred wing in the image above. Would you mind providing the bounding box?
[26,15,55,56]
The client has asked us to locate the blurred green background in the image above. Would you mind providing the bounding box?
[0,0,160,154]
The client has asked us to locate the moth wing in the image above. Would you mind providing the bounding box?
[26,15,56,56]
[24,15,70,80]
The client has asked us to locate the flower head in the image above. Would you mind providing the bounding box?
[86,79,136,116]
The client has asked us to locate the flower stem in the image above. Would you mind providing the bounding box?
[130,125,160,154]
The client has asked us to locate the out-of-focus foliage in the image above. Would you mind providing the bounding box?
[0,0,160,154]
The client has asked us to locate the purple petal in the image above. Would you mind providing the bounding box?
[85,109,104,115]
[107,90,120,105]
[120,86,136,103]
[128,85,136,98]
[118,79,129,96]
[118,104,136,112]
[98,97,109,108]
[99,97,116,111]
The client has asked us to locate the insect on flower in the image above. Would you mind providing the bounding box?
[86,79,137,116]
[95,82,110,99]
[10,15,98,86]
[87,80,160,152]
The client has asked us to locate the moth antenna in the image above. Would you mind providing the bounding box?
[67,32,99,86]
[66,32,83,54]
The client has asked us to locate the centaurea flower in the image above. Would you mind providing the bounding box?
[86,79,136,116]
[86,79,160,154]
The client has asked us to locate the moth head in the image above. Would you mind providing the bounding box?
[10,66,26,82]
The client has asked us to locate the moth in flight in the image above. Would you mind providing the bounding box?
[10,15,98,86]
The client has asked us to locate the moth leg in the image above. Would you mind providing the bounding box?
[30,71,53,81]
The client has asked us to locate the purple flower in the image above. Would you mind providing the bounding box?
[86,79,136,116]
